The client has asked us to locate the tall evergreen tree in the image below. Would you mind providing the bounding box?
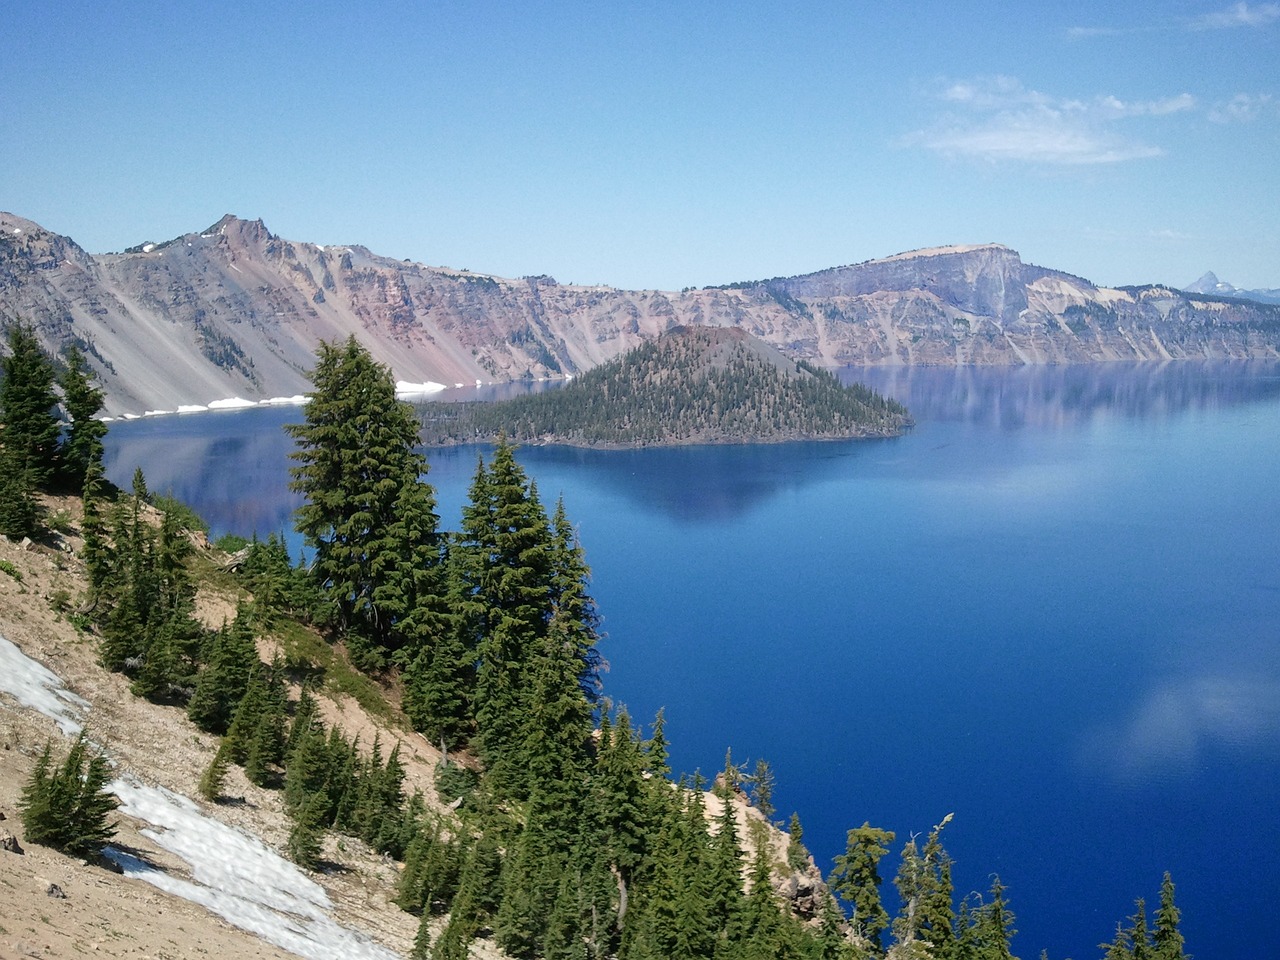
[187,606,260,734]
[1126,898,1151,960]
[287,335,440,667]
[975,876,1018,960]
[0,442,39,538]
[916,814,957,957]
[829,822,896,956]
[1152,873,1186,960]
[57,344,107,490]
[0,322,61,489]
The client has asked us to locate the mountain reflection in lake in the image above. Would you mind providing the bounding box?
[103,360,1280,960]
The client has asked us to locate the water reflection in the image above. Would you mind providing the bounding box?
[104,361,1280,532]
[102,407,305,539]
[1078,675,1280,784]
[848,360,1280,427]
[519,439,897,524]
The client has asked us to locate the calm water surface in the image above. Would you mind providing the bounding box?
[104,362,1280,960]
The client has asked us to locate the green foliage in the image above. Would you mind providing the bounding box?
[199,742,232,801]
[786,812,809,872]
[892,814,955,958]
[214,532,250,552]
[1153,873,1186,960]
[151,492,209,534]
[19,733,118,859]
[956,876,1018,960]
[288,335,444,668]
[287,790,329,870]
[94,477,206,705]
[434,761,480,804]
[416,326,911,445]
[830,822,895,955]
[57,344,107,490]
[0,443,40,539]
[1,322,62,489]
[187,605,260,734]
[0,558,22,582]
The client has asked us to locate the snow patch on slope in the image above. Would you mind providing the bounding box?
[0,635,88,735]
[108,780,398,960]
[0,632,397,960]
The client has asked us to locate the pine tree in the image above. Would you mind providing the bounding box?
[829,822,895,955]
[287,335,437,667]
[1127,898,1151,960]
[0,322,61,490]
[917,814,956,959]
[199,742,232,801]
[786,812,809,871]
[287,790,329,870]
[81,460,111,602]
[57,344,107,490]
[975,876,1018,960]
[224,665,269,766]
[283,713,331,817]
[1101,921,1134,960]
[462,441,555,782]
[19,733,118,859]
[1152,873,1186,960]
[0,442,39,538]
[244,665,287,788]
[410,910,433,960]
[187,606,260,734]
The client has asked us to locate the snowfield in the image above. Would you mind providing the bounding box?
[0,632,399,960]
[108,780,399,960]
[0,634,88,735]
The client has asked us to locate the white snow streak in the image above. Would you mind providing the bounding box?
[394,380,447,397]
[0,634,88,735]
[0,633,398,960]
[108,781,398,960]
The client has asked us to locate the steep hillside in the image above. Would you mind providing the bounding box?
[0,496,825,960]
[3,212,1278,415]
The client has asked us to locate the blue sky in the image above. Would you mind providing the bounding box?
[3,2,1278,290]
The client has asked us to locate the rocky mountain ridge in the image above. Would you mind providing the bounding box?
[1183,271,1280,305]
[2,211,1278,415]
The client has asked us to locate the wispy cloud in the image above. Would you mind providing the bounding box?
[1069,2,1280,37]
[908,77,1189,166]
[1209,92,1277,122]
[1191,1,1280,29]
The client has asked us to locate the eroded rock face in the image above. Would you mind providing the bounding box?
[3,212,1278,415]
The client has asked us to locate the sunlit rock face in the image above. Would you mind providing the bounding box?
[3,212,1278,416]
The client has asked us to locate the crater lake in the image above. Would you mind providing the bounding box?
[103,361,1280,960]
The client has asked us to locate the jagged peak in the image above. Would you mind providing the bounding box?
[201,214,274,243]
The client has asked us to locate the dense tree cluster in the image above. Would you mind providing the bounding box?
[416,326,911,446]
[0,322,107,537]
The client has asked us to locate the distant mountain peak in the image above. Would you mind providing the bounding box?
[1182,272,1280,304]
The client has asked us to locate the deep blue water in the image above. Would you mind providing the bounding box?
[103,362,1280,960]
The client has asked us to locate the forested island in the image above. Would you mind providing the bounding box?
[0,326,1186,960]
[416,326,912,446]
